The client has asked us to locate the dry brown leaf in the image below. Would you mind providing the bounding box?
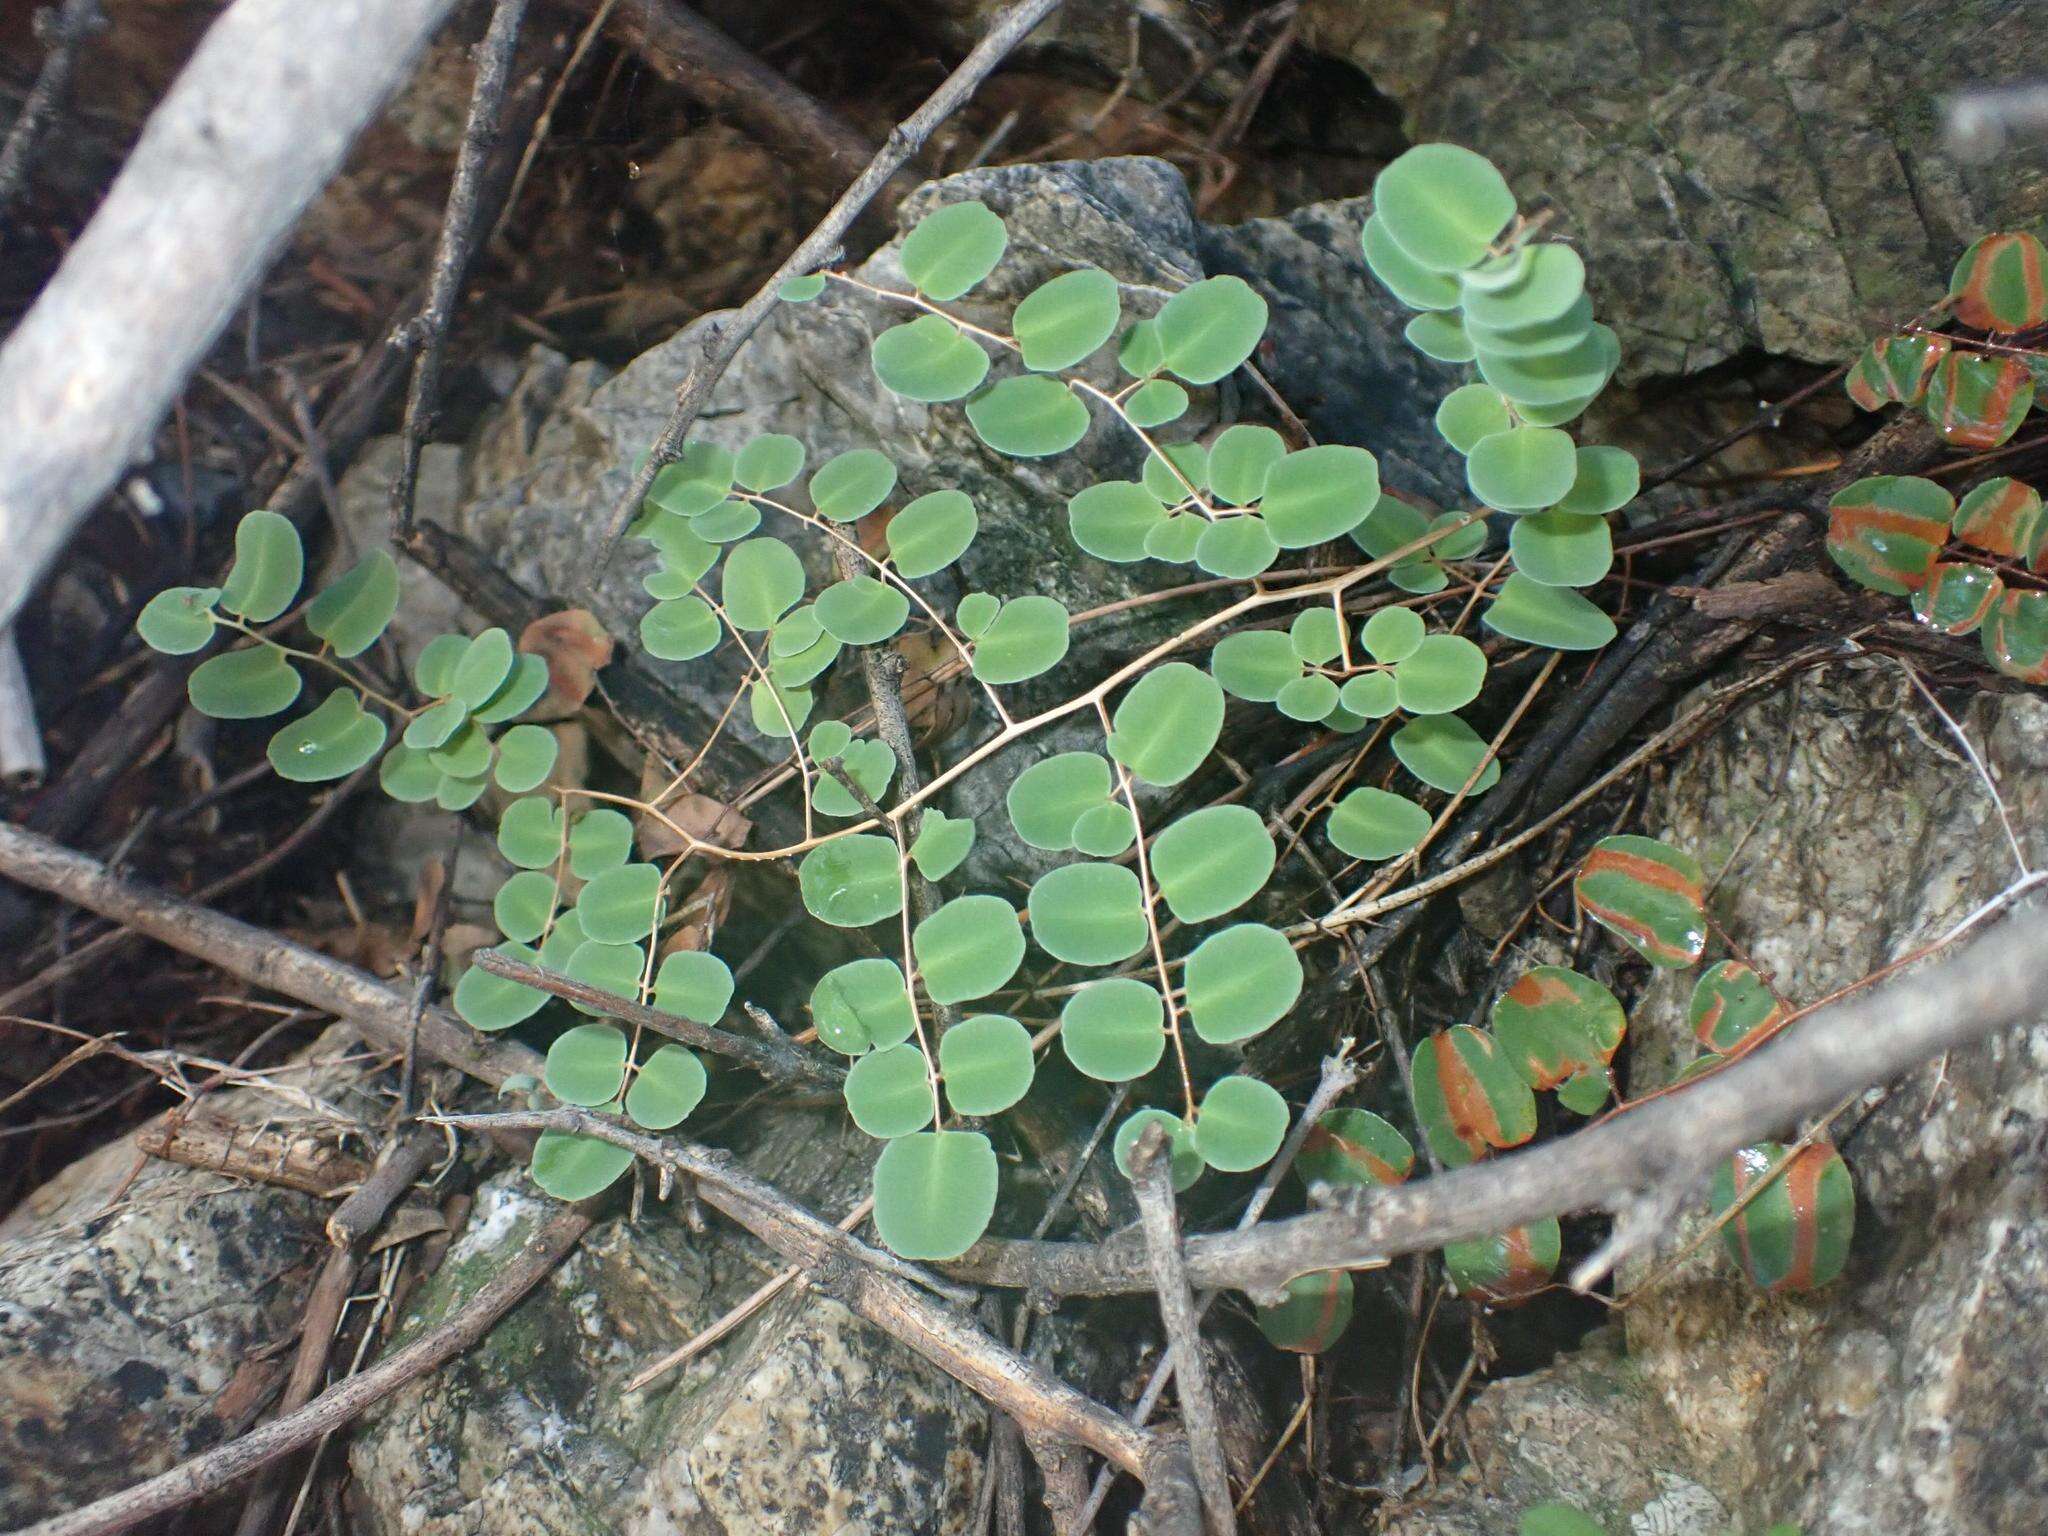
[634,755,753,858]
[896,631,974,748]
[519,609,614,721]
[662,868,733,956]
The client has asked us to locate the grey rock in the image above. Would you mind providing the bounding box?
[350,1105,1143,1536]
[1391,659,2048,1534]
[0,1027,377,1525]
[1302,0,2048,377]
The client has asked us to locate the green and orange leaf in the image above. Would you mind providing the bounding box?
[1296,1108,1415,1189]
[1687,959,1785,1055]
[1488,966,1626,1091]
[1824,475,1954,596]
[1255,1270,1355,1353]
[1410,1025,1538,1168]
[1982,589,2048,683]
[1912,561,2003,637]
[1924,353,2033,450]
[1573,834,1707,969]
[1951,476,2046,563]
[1948,232,2048,334]
[1712,1142,1855,1292]
[1443,1217,1562,1306]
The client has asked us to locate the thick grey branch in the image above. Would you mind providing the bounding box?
[0,0,460,630]
[948,895,2048,1295]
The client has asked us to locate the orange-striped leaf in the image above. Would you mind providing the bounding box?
[1296,1108,1415,1189]
[1948,232,2048,334]
[1712,1142,1855,1292]
[1255,1270,1355,1352]
[1925,353,2033,450]
[1444,1217,1561,1305]
[1573,834,1707,969]
[1687,960,1785,1055]
[1488,966,1625,1091]
[1411,1025,1538,1168]
[1912,561,2003,636]
[1844,345,1889,411]
[1872,332,1949,403]
[1951,476,2046,562]
[1824,475,1954,596]
[1982,589,2048,683]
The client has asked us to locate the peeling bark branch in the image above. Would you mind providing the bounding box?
[946,892,2048,1295]
[0,0,462,632]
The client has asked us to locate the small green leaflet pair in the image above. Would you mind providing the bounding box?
[1824,472,2048,684]
[1209,601,1502,812]
[1361,142,1636,654]
[1845,233,2046,451]
[1068,431,1383,579]
[135,510,558,804]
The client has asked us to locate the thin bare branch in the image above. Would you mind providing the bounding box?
[584,0,1064,587]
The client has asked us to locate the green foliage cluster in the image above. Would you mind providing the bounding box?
[139,143,1868,1314]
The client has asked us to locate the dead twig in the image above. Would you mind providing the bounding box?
[1131,1124,1236,1536]
[944,885,2048,1295]
[588,0,916,198]
[585,0,1065,589]
[0,821,542,1091]
[391,0,531,539]
[0,0,105,225]
[469,948,843,1090]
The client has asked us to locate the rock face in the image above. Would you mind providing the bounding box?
[1303,0,2048,379]
[1391,659,2048,1535]
[0,1028,372,1525]
[349,1109,997,1536]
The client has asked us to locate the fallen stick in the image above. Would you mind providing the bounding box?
[0,0,462,633]
[591,0,916,198]
[471,947,842,1089]
[390,0,530,540]
[7,821,2041,1303]
[586,0,1065,584]
[945,885,2048,1296]
[5,1205,591,1536]
[0,821,540,1091]
[1130,1126,1235,1536]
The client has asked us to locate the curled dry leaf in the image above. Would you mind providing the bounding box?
[519,608,615,721]
[634,756,753,858]
[896,631,974,748]
[662,868,734,955]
